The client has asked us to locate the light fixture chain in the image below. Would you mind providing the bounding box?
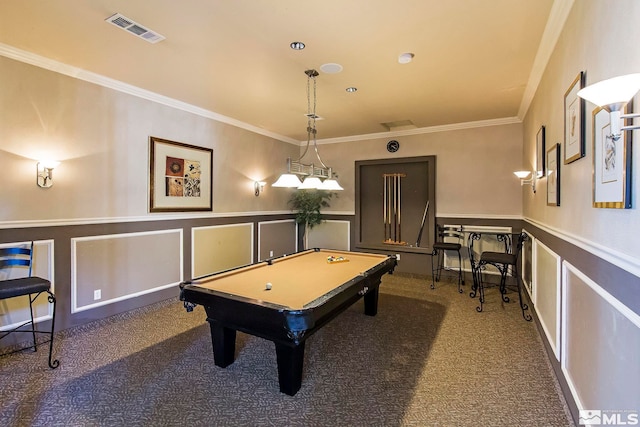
[273,68,342,189]
[308,71,328,170]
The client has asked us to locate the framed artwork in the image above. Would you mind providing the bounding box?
[536,125,546,178]
[546,143,560,206]
[564,71,586,164]
[592,106,632,208]
[149,136,213,212]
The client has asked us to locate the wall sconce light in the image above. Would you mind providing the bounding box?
[254,181,266,197]
[577,73,640,141]
[514,170,536,193]
[37,160,60,188]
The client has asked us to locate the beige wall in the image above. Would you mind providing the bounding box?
[0,55,297,222]
[313,123,524,217]
[521,0,640,420]
[522,0,640,259]
[0,53,524,224]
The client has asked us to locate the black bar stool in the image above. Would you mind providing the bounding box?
[431,225,464,293]
[469,232,531,321]
[0,242,59,368]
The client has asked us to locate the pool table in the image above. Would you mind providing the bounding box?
[179,248,397,395]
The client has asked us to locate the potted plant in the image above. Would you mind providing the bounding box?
[288,189,334,249]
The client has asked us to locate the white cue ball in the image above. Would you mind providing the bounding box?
[265,282,272,290]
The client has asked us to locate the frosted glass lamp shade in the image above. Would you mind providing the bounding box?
[513,171,531,179]
[297,176,323,190]
[318,178,344,191]
[272,173,302,188]
[577,73,640,109]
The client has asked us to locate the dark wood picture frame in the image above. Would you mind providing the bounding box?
[564,71,586,164]
[546,143,560,206]
[149,136,213,212]
[536,125,546,178]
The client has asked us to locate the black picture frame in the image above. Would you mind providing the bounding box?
[546,143,560,206]
[536,125,546,178]
[564,71,586,164]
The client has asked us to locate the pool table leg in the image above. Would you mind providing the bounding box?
[209,320,236,368]
[363,285,380,316]
[275,342,305,396]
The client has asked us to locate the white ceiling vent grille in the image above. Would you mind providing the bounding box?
[105,13,165,44]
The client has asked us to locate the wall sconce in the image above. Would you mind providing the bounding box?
[577,73,640,141]
[37,160,60,188]
[514,170,536,193]
[254,181,266,197]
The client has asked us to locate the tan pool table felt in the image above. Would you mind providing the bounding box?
[191,250,389,309]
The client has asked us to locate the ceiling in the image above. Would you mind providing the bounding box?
[0,0,557,143]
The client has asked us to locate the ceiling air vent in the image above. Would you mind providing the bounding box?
[105,13,165,44]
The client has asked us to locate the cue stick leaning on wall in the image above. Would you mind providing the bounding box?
[415,200,429,247]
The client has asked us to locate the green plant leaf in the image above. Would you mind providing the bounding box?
[288,189,334,229]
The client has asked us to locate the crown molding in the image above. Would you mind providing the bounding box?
[0,43,298,145]
[518,0,575,119]
[0,42,526,149]
[313,117,522,145]
[2,1,569,152]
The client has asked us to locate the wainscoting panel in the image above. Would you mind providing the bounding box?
[257,219,297,261]
[307,220,350,250]
[533,239,561,360]
[0,240,55,330]
[192,223,253,277]
[71,230,183,313]
[522,230,534,299]
[561,261,640,411]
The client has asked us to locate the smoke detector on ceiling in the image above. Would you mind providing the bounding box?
[105,13,165,44]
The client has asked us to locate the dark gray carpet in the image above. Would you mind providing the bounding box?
[0,274,574,426]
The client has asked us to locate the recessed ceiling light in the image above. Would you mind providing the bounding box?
[290,41,305,50]
[398,53,414,64]
[320,63,343,74]
[346,87,357,93]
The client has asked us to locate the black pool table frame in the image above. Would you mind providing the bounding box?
[179,249,397,396]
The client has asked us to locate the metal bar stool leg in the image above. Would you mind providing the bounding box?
[28,294,38,352]
[513,266,532,322]
[47,291,60,368]
[456,250,463,293]
[499,268,510,303]
[476,267,485,312]
[469,264,479,298]
[430,249,438,289]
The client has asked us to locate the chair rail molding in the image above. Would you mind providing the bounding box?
[524,216,640,280]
